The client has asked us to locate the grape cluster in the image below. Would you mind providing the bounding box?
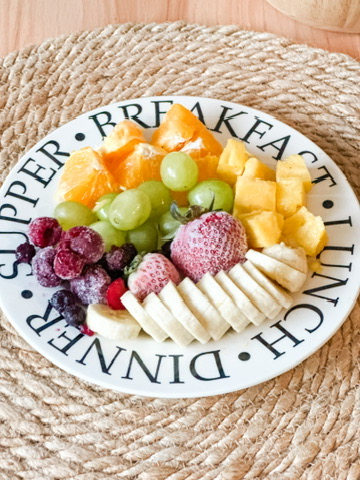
[17,151,235,333]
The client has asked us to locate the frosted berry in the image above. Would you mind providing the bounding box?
[106,278,128,310]
[32,247,62,287]
[127,253,181,301]
[49,289,79,314]
[171,210,248,282]
[15,242,36,263]
[60,226,104,264]
[105,243,137,272]
[54,249,85,280]
[28,217,62,248]
[70,265,111,305]
[62,304,86,327]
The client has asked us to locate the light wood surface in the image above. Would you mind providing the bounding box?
[0,0,359,59]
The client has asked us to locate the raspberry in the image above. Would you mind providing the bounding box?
[32,247,62,287]
[80,323,95,336]
[15,242,36,263]
[106,278,128,310]
[54,249,85,280]
[60,226,104,264]
[62,304,86,327]
[49,289,79,314]
[70,265,111,305]
[28,217,62,248]
[105,243,137,272]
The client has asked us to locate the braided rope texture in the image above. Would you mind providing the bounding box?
[0,22,359,480]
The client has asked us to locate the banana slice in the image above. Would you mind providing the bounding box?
[143,293,194,346]
[245,249,307,292]
[262,243,308,274]
[120,291,168,342]
[242,260,293,309]
[214,271,266,326]
[158,282,211,344]
[177,277,230,341]
[197,272,249,333]
[86,304,141,340]
[228,264,282,320]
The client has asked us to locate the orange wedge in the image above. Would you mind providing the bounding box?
[151,104,223,158]
[57,147,119,208]
[100,120,146,169]
[114,143,167,189]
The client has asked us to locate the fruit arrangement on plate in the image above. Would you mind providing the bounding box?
[16,104,328,346]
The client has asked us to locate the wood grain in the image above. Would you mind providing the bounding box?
[0,0,359,59]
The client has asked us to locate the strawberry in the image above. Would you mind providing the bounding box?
[170,209,248,282]
[106,278,128,310]
[126,253,181,301]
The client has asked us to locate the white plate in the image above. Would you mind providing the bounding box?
[0,96,359,398]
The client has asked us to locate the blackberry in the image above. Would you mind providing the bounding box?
[49,290,79,314]
[15,242,36,263]
[105,243,137,272]
[62,304,86,327]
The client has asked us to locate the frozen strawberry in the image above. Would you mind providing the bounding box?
[106,278,128,310]
[170,209,248,282]
[126,253,181,301]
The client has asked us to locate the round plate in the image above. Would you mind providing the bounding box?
[0,96,359,398]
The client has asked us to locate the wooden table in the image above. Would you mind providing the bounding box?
[0,0,359,59]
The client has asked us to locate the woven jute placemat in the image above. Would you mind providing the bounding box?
[0,22,359,480]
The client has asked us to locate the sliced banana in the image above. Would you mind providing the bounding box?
[158,281,211,344]
[242,260,293,309]
[86,304,141,340]
[228,264,282,320]
[143,293,194,346]
[262,243,308,274]
[215,270,266,326]
[245,249,307,292]
[120,291,168,342]
[197,272,249,333]
[177,277,230,341]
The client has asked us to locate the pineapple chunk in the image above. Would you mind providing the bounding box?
[276,155,312,192]
[243,157,276,181]
[276,177,306,218]
[282,206,328,256]
[237,210,284,248]
[216,139,250,185]
[233,176,277,215]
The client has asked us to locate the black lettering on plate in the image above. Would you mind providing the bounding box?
[89,111,116,138]
[190,350,230,381]
[0,203,31,225]
[76,337,125,375]
[118,103,151,129]
[257,135,291,160]
[303,272,348,306]
[26,304,63,335]
[36,140,70,168]
[251,321,304,359]
[312,165,337,187]
[122,351,166,384]
[5,181,39,207]
[210,106,248,137]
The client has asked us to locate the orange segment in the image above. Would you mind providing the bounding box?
[114,143,167,189]
[57,147,119,208]
[100,120,146,168]
[196,154,220,181]
[151,104,223,157]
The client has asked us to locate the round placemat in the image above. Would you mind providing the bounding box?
[0,22,359,480]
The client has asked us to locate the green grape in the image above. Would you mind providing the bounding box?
[92,192,118,221]
[188,179,234,212]
[160,152,198,191]
[90,220,126,251]
[54,201,97,230]
[109,189,152,231]
[126,220,158,254]
[159,207,188,238]
[137,181,173,219]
